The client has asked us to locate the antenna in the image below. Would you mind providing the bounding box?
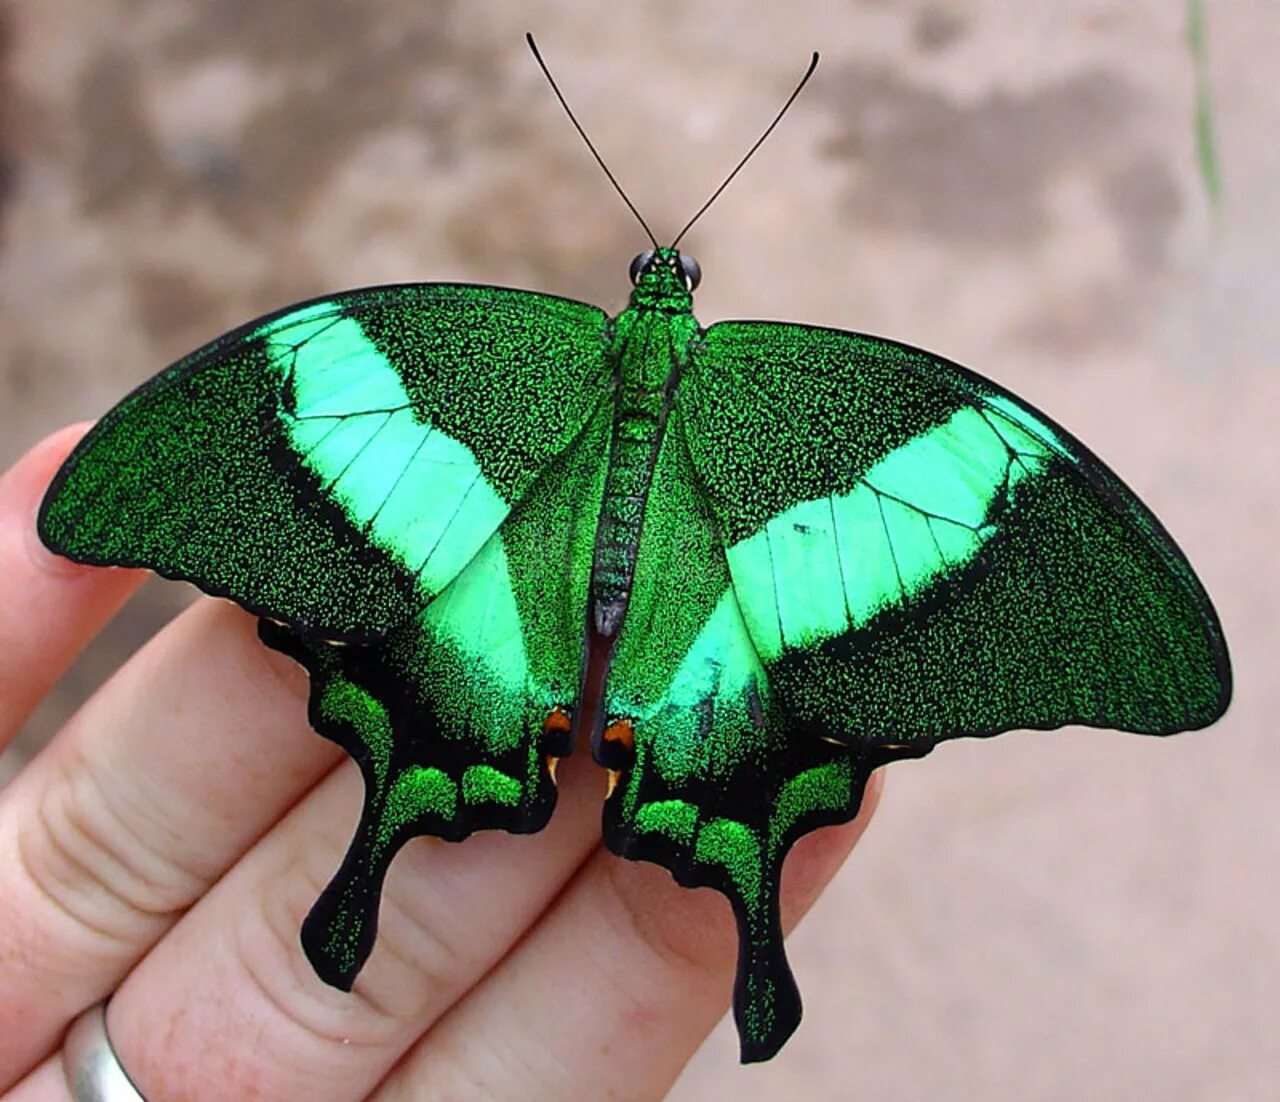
[671,51,819,248]
[527,33,660,249]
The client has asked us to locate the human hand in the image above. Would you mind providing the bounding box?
[0,426,880,1101]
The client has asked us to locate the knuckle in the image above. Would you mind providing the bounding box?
[15,752,196,950]
[233,870,392,1052]
[417,1030,554,1102]
[228,838,467,1052]
[361,843,479,1015]
[600,855,735,987]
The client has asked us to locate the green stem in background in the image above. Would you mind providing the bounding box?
[1187,0,1223,210]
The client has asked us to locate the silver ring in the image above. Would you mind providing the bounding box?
[62,1001,147,1101]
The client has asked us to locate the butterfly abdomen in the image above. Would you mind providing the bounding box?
[590,398,663,635]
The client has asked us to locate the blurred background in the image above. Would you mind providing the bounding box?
[1,1,1276,1098]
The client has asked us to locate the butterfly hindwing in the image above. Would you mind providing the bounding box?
[39,283,611,639]
[680,320,1230,748]
[259,398,613,988]
[601,409,877,1062]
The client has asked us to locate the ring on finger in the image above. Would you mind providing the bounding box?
[62,1000,147,1102]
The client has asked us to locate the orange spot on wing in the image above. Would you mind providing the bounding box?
[603,717,635,753]
[543,706,572,739]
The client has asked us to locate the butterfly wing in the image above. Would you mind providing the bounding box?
[39,283,611,640]
[261,398,611,988]
[681,320,1230,744]
[604,320,1229,1062]
[39,282,613,987]
[601,414,877,1062]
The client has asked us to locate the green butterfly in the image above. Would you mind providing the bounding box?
[37,43,1230,1063]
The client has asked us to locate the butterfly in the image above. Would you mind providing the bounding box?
[36,39,1231,1063]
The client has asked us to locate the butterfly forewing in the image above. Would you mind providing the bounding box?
[39,283,611,640]
[680,320,1231,748]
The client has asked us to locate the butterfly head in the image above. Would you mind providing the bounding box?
[628,247,701,309]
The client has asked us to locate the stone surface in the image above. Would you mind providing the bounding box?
[0,1,1275,1097]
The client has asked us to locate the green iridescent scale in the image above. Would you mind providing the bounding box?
[39,249,1230,1063]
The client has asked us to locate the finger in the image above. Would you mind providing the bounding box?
[0,599,332,1088]
[0,425,145,747]
[2,1054,61,1101]
[380,772,884,1101]
[103,750,606,1102]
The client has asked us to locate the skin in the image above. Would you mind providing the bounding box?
[0,426,880,1102]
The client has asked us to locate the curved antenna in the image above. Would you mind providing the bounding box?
[527,33,659,249]
[671,51,819,249]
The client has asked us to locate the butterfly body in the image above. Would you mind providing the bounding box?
[39,246,1230,1062]
[586,251,698,747]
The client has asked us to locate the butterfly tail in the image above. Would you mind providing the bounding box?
[301,809,393,990]
[730,877,803,1063]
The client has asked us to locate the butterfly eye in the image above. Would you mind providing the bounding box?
[629,250,655,285]
[679,253,702,291]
